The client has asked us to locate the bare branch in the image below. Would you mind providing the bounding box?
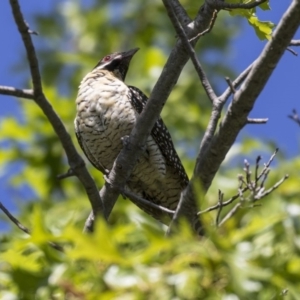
[286,47,298,56]
[198,149,286,220]
[219,62,254,103]
[247,118,268,124]
[195,61,255,161]
[218,202,241,227]
[57,168,75,180]
[195,0,300,193]
[215,190,224,226]
[290,39,300,46]
[162,0,218,104]
[255,174,289,199]
[210,0,268,10]
[0,202,30,234]
[8,0,103,225]
[255,155,262,181]
[123,190,175,214]
[0,85,34,100]
[217,172,288,227]
[257,148,278,180]
[170,0,191,25]
[288,109,300,126]
[83,211,95,233]
[225,77,236,94]
[189,9,218,42]
[0,201,63,252]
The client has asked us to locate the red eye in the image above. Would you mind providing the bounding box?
[103,55,111,62]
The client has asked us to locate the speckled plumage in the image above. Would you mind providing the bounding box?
[74,48,190,225]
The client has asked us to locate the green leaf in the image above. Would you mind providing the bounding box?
[248,16,275,40]
[228,1,274,40]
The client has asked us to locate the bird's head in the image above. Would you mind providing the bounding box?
[94,48,139,81]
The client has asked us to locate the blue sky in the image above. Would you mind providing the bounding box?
[0,1,300,229]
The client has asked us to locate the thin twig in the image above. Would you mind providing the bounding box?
[286,47,298,56]
[219,62,254,103]
[225,77,236,94]
[255,155,261,181]
[57,168,75,180]
[288,109,300,126]
[197,149,281,216]
[290,39,300,46]
[0,202,64,252]
[218,202,241,227]
[189,9,218,42]
[0,202,30,234]
[247,118,268,124]
[255,174,289,199]
[215,190,223,226]
[244,159,251,186]
[210,0,267,10]
[124,190,175,214]
[0,86,34,100]
[257,148,278,180]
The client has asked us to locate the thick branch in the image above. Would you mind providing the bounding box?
[170,0,191,25]
[9,0,103,222]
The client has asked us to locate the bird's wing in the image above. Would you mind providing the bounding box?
[75,119,107,174]
[128,86,189,188]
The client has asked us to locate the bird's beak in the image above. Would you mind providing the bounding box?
[122,48,139,58]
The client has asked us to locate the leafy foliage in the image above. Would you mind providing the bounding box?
[228,0,275,40]
[1,175,300,299]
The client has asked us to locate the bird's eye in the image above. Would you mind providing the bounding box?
[103,55,111,62]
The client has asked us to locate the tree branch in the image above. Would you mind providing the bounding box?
[247,118,268,124]
[288,109,300,126]
[170,0,191,25]
[171,0,300,230]
[189,9,218,42]
[0,86,34,100]
[219,61,254,103]
[0,201,63,252]
[195,0,300,192]
[198,149,287,222]
[123,190,175,214]
[8,0,103,227]
[195,61,254,182]
[290,39,300,46]
[163,0,218,104]
[209,0,267,10]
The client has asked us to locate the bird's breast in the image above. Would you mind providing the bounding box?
[76,73,136,130]
[75,72,137,169]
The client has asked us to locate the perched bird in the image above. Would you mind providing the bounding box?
[75,48,201,232]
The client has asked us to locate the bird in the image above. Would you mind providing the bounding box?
[74,48,202,233]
